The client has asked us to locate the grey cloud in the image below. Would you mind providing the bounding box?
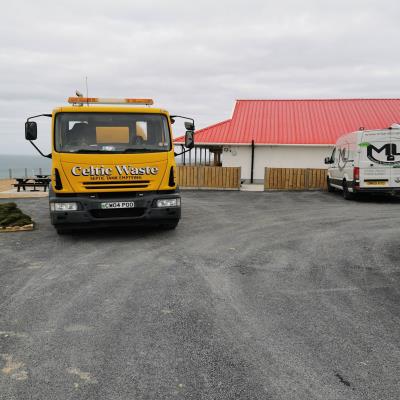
[1,0,400,153]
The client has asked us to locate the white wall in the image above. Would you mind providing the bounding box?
[222,145,333,180]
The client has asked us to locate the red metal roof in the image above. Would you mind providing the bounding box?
[174,99,400,145]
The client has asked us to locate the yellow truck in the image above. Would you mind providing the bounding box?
[25,96,195,234]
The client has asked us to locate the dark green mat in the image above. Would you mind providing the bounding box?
[0,202,33,227]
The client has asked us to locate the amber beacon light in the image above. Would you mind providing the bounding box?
[67,97,154,105]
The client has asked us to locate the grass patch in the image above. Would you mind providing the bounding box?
[0,202,33,228]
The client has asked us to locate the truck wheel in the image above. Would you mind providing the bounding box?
[161,220,179,230]
[327,177,335,192]
[342,181,355,200]
[56,227,72,235]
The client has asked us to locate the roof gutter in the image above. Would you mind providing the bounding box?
[174,142,335,147]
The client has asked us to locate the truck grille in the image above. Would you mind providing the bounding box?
[83,180,149,190]
[84,185,149,190]
[90,209,145,219]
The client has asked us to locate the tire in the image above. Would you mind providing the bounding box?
[342,181,355,200]
[327,177,335,192]
[56,227,72,235]
[161,220,179,230]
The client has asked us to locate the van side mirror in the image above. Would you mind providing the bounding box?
[185,131,194,149]
[25,121,37,141]
[184,121,195,131]
[324,156,333,164]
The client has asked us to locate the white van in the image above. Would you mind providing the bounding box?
[325,124,400,199]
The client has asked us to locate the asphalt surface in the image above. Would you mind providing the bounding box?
[0,191,399,400]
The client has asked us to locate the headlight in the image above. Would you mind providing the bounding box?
[50,202,78,211]
[156,198,181,208]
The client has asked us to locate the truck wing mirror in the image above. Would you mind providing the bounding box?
[185,131,194,149]
[324,156,333,164]
[25,121,38,141]
[184,121,195,131]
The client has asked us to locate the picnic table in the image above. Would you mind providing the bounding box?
[13,175,51,192]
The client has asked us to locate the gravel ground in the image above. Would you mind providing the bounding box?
[0,191,399,400]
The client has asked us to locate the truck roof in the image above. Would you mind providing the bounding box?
[53,106,170,115]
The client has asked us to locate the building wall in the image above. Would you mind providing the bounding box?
[222,145,333,180]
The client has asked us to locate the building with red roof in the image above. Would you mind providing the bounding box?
[175,99,400,181]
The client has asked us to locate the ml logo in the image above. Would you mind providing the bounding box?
[367,143,400,165]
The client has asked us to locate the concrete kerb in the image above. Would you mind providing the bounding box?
[0,191,48,199]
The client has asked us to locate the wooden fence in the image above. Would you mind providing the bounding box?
[176,166,241,189]
[264,168,327,191]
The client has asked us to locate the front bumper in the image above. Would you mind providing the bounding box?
[49,190,181,229]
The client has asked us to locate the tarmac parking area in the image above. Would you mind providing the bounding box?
[0,191,399,400]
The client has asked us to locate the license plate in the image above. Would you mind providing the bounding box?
[101,201,135,209]
[365,181,387,186]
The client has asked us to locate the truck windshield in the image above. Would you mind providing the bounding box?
[55,113,171,153]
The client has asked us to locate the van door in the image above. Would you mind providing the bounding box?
[328,147,338,182]
[389,129,400,188]
[359,131,392,189]
[338,142,354,183]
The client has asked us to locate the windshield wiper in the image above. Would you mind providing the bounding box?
[123,148,161,153]
[65,148,164,154]
[68,149,110,153]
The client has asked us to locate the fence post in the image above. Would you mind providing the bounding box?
[24,168,28,178]
[8,169,12,179]
[305,169,310,190]
[264,167,268,190]
[39,168,42,175]
[250,140,255,183]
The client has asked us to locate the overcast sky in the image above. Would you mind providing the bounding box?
[1,0,400,154]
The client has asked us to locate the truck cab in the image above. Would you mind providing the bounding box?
[25,97,194,233]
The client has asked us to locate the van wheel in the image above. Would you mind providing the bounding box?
[327,177,335,192]
[342,181,355,200]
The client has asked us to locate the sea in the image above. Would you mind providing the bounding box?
[0,154,51,179]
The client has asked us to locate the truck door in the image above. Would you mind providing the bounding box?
[359,131,392,189]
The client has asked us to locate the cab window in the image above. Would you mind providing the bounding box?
[55,113,171,153]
